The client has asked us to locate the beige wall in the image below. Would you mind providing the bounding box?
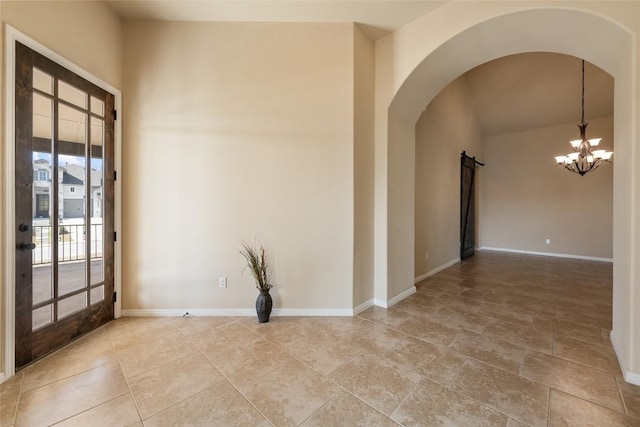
[353,25,375,309]
[122,21,355,311]
[480,117,613,259]
[414,76,482,279]
[1,0,122,378]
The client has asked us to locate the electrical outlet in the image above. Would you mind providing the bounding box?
[545,239,551,245]
[219,277,227,288]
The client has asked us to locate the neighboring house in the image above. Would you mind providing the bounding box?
[32,158,51,219]
[32,159,103,220]
[63,163,103,219]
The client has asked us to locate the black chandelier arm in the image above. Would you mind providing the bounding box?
[561,157,608,176]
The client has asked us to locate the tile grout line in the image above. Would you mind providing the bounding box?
[296,391,341,426]
[14,358,133,425]
[195,347,276,426]
[446,357,468,391]
[105,323,146,425]
[325,378,401,425]
[387,375,424,422]
[49,392,132,426]
[546,385,553,427]
[10,369,26,426]
[194,318,346,426]
[613,373,631,416]
[521,353,628,417]
[188,319,281,424]
[116,323,198,380]
[446,358,542,427]
[16,328,112,394]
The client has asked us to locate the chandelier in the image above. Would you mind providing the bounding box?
[554,60,612,176]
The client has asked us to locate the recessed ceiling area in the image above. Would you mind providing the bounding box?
[460,52,614,137]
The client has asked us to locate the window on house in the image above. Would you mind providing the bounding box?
[33,170,48,181]
[70,187,75,192]
[37,194,49,214]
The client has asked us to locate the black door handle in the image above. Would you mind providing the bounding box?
[19,223,30,232]
[17,242,36,251]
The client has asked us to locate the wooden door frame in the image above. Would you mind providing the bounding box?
[2,24,122,381]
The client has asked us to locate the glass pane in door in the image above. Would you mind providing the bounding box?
[58,80,87,109]
[57,102,87,298]
[32,91,53,309]
[90,117,104,288]
[90,285,104,305]
[90,96,104,117]
[58,292,87,319]
[32,304,53,331]
[33,67,53,95]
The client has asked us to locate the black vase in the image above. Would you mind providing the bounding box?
[256,290,272,323]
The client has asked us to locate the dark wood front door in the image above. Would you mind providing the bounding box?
[14,42,115,369]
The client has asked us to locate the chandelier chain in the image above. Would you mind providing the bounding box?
[581,60,585,124]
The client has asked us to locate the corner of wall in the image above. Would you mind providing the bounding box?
[611,329,640,386]
[353,22,376,310]
[0,17,7,383]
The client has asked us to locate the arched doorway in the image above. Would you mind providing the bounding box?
[376,6,637,382]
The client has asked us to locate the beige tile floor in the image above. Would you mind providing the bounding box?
[2,251,640,426]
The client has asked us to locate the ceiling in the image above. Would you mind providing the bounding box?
[462,52,614,137]
[105,0,447,39]
[105,2,614,136]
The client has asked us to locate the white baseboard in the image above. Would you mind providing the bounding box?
[373,298,388,308]
[625,371,640,386]
[479,247,613,263]
[373,285,416,309]
[0,372,5,384]
[122,309,254,317]
[387,286,417,308]
[610,330,640,386]
[121,307,355,317]
[414,257,461,283]
[353,299,374,315]
[273,308,354,316]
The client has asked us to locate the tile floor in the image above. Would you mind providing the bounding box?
[2,251,640,426]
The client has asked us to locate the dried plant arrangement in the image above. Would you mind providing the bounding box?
[240,242,272,292]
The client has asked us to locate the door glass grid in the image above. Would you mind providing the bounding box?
[31,71,107,330]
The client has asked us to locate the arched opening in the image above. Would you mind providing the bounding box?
[415,52,614,279]
[380,7,637,380]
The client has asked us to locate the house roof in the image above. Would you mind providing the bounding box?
[64,163,103,186]
[61,171,83,185]
[33,160,103,187]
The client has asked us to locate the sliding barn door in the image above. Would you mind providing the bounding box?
[460,152,477,260]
